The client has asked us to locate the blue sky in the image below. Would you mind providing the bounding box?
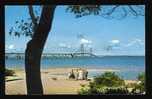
[5,5,145,55]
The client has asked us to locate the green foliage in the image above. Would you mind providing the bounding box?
[78,85,91,95]
[66,5,101,18]
[0,67,15,76]
[93,72,125,87]
[78,85,129,95]
[79,72,145,95]
[105,87,129,94]
[9,19,34,38]
[66,5,144,19]
[138,72,145,83]
[131,72,145,94]
[126,83,137,88]
[9,6,41,38]
[5,69,15,76]
[78,72,127,95]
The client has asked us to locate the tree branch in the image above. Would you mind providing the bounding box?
[106,5,119,16]
[128,6,138,16]
[28,5,38,31]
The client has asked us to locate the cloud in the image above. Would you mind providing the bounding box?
[87,45,92,48]
[59,43,66,47]
[8,44,15,49]
[5,44,15,52]
[109,39,120,48]
[66,45,71,48]
[80,38,92,44]
[124,38,144,47]
[59,43,71,48]
[110,39,120,44]
[105,38,144,51]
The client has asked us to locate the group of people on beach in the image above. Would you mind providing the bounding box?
[68,68,88,80]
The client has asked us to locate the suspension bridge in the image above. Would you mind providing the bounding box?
[5,52,97,59]
[5,34,98,59]
[5,44,97,59]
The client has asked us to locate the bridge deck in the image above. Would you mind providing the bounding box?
[5,52,97,59]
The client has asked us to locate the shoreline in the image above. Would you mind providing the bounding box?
[7,66,145,71]
[6,67,141,80]
[5,67,139,95]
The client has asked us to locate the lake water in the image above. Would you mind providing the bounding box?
[5,56,145,80]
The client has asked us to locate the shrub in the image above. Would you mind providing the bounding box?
[52,77,57,80]
[93,72,125,87]
[104,87,129,94]
[138,72,145,87]
[131,72,145,94]
[78,72,127,95]
[5,69,15,76]
[78,86,91,95]
[78,86,129,95]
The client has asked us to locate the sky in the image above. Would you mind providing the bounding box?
[5,5,145,56]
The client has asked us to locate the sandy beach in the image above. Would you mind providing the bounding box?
[5,68,138,95]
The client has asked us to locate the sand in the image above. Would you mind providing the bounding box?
[5,68,137,95]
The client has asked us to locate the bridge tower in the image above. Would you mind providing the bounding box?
[80,43,85,54]
[89,47,93,54]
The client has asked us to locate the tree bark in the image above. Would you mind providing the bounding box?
[25,5,56,95]
[28,6,38,32]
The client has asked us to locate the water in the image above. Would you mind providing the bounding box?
[5,56,145,80]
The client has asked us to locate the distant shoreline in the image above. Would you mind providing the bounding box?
[5,52,145,56]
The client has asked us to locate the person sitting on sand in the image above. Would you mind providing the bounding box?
[68,69,75,79]
[75,69,79,80]
[78,69,83,80]
[84,70,88,80]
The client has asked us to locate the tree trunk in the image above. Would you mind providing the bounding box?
[25,5,56,95]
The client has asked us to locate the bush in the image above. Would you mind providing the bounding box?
[78,72,146,95]
[93,72,125,87]
[131,72,145,94]
[126,83,137,88]
[78,85,129,95]
[78,86,91,95]
[104,87,129,94]
[5,69,15,76]
[138,72,145,86]
[52,77,57,80]
[78,72,127,95]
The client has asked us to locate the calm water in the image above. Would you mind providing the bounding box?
[6,56,145,80]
